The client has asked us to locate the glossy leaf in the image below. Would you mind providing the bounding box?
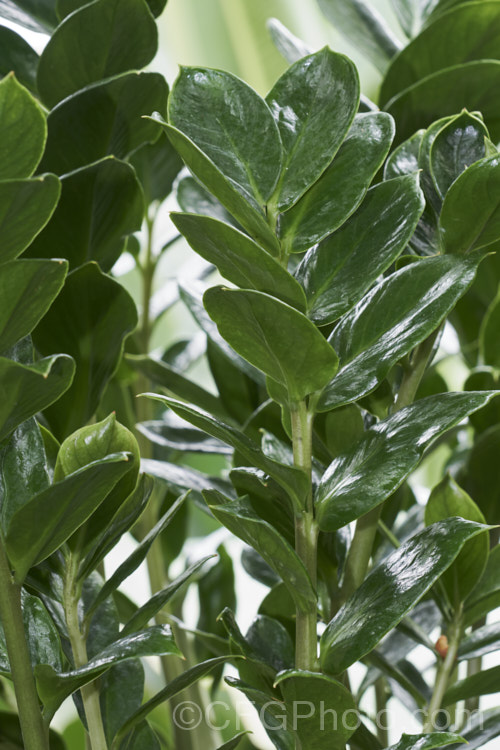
[275,670,357,748]
[317,0,402,72]
[100,660,144,746]
[463,425,500,524]
[0,353,75,444]
[266,47,359,211]
[128,131,182,206]
[320,518,488,674]
[0,259,67,353]
[0,175,61,263]
[464,545,500,625]
[390,0,441,37]
[216,733,250,750]
[481,290,500,369]
[0,26,38,92]
[168,66,282,208]
[176,175,240,228]
[425,475,488,603]
[296,174,425,324]
[35,625,181,716]
[28,158,144,271]
[457,707,500,749]
[37,0,158,107]
[430,111,488,200]
[458,621,500,661]
[267,18,312,64]
[5,453,132,581]
[22,591,63,674]
[279,112,394,253]
[443,664,500,705]
[315,391,497,531]
[171,213,306,310]
[33,262,138,438]
[205,492,316,614]
[137,420,231,455]
[204,287,338,401]
[384,130,422,180]
[0,74,46,180]
[40,72,168,175]
[381,1,500,104]
[157,119,280,255]
[385,61,500,144]
[387,735,465,750]
[319,253,482,410]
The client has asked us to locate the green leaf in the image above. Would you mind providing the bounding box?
[128,131,182,206]
[390,0,441,37]
[439,155,500,254]
[384,130,422,180]
[176,175,240,228]
[481,289,500,369]
[5,452,133,581]
[28,158,144,271]
[225,676,293,750]
[0,26,38,92]
[22,591,63,673]
[137,420,231,455]
[279,112,395,253]
[0,258,67,354]
[317,0,402,73]
[0,74,46,180]
[457,707,500,749]
[171,213,307,310]
[275,670,357,748]
[0,175,61,263]
[0,353,75,444]
[0,712,67,749]
[37,0,158,107]
[40,72,168,175]
[168,66,282,208]
[144,395,308,507]
[443,664,500,706]
[425,475,488,604]
[156,120,280,255]
[387,735,465,750]
[315,391,497,531]
[100,661,144,745]
[204,287,338,401]
[429,111,488,200]
[322,404,364,458]
[463,424,500,524]
[205,492,316,614]
[385,61,500,145]
[464,545,500,625]
[381,1,500,105]
[57,0,166,19]
[32,262,138,439]
[320,518,488,674]
[267,18,312,65]
[35,625,181,716]
[266,47,359,211]
[458,621,500,661]
[297,174,425,325]
[319,253,483,411]
[216,733,250,750]
[196,547,235,663]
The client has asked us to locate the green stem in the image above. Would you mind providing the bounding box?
[64,552,108,750]
[394,329,440,412]
[0,542,49,750]
[375,678,390,746]
[290,401,319,672]
[423,609,463,732]
[140,210,157,355]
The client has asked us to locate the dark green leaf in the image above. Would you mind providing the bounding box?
[390,0,441,37]
[204,287,338,401]
[128,131,182,206]
[320,518,488,674]
[33,262,138,438]
[384,130,422,180]
[266,47,359,210]
[316,391,497,531]
[22,591,63,673]
[317,0,402,72]
[137,420,231,455]
[322,405,364,458]
[37,0,158,107]
[297,174,424,324]
[205,492,316,614]
[464,545,500,625]
[0,0,57,32]
[225,676,293,750]
[216,733,250,750]
[464,368,500,433]
[176,176,240,228]
[28,158,144,271]
[0,353,75,444]
[425,475,488,603]
[480,289,500,369]
[456,707,500,749]
[0,259,67,352]
[35,625,181,716]
[319,253,483,411]
[387,735,465,750]
[443,664,500,706]
[430,111,488,200]
[171,213,307,310]
[168,66,282,207]
[196,546,235,659]
[0,175,61,263]
[40,72,168,175]
[0,74,46,180]
[0,712,67,749]
[0,26,38,92]
[279,112,394,253]
[141,458,232,499]
[5,452,132,581]
[463,424,500,524]
[458,621,500,661]
[101,660,144,745]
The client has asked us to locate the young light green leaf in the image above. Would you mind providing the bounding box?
[204,287,338,402]
[37,0,158,107]
[279,112,395,253]
[0,73,46,180]
[171,213,307,310]
[266,47,359,211]
[319,253,483,411]
[205,492,316,614]
[315,391,498,531]
[297,174,425,324]
[320,518,489,674]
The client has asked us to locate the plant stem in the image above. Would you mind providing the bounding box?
[423,609,463,732]
[375,678,390,746]
[394,329,440,412]
[0,542,49,750]
[64,552,108,750]
[290,401,319,672]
